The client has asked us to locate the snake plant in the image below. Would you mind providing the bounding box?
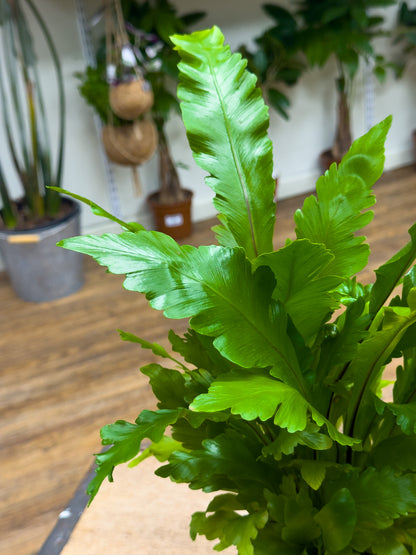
[0,0,65,229]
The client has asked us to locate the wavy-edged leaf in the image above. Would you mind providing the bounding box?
[381,401,416,435]
[128,436,184,467]
[299,460,329,491]
[140,363,194,409]
[119,330,179,362]
[168,328,239,378]
[156,429,274,492]
[346,305,416,438]
[60,231,307,394]
[315,488,357,553]
[346,467,416,530]
[262,425,333,461]
[393,352,416,404]
[368,435,416,472]
[191,370,359,446]
[191,503,268,555]
[266,479,321,546]
[317,297,370,383]
[294,116,392,277]
[255,239,341,342]
[171,26,276,259]
[87,409,179,502]
[370,223,416,314]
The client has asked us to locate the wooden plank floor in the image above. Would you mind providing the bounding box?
[2,164,416,555]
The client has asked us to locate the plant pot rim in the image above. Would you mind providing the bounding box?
[0,196,80,236]
[147,189,193,208]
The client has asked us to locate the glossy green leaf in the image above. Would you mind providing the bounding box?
[281,489,321,545]
[346,305,416,438]
[191,370,359,446]
[156,429,272,492]
[393,352,416,404]
[347,467,416,529]
[368,435,416,472]
[370,224,416,314]
[262,425,333,461]
[382,401,416,435]
[168,329,239,378]
[50,187,144,232]
[119,330,177,361]
[191,505,268,555]
[315,488,357,553]
[60,231,306,392]
[140,364,191,409]
[128,436,184,467]
[255,239,341,341]
[299,461,328,491]
[317,297,370,383]
[171,26,276,259]
[294,117,392,277]
[87,409,179,502]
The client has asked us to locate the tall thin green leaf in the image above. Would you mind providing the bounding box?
[370,223,416,314]
[346,305,416,438]
[294,116,392,277]
[171,26,276,260]
[0,162,16,226]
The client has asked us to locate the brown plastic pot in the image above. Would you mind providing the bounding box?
[320,149,342,173]
[147,189,193,240]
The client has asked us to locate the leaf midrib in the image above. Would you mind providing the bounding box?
[206,52,258,259]
[156,255,309,399]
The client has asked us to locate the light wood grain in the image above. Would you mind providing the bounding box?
[1,165,416,555]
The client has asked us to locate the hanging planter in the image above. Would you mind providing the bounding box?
[101,119,158,166]
[109,76,154,120]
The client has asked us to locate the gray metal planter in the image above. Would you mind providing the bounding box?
[0,199,84,302]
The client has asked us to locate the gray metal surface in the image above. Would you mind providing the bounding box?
[0,202,84,302]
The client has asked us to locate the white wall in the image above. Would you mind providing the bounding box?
[1,0,416,242]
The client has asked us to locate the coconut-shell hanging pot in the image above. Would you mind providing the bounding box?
[102,119,158,166]
[109,77,154,120]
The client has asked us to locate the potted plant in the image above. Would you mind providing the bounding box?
[287,0,396,171]
[239,4,305,121]
[77,64,158,167]
[0,0,83,302]
[60,27,416,553]
[77,0,205,239]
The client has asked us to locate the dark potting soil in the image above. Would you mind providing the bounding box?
[0,197,77,232]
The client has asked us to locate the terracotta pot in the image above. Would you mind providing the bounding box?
[147,189,193,240]
[320,149,342,173]
[109,78,154,120]
[102,120,158,166]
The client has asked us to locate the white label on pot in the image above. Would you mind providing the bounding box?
[164,214,184,228]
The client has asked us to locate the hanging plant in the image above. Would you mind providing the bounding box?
[109,75,154,120]
[101,118,158,165]
[106,3,154,121]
